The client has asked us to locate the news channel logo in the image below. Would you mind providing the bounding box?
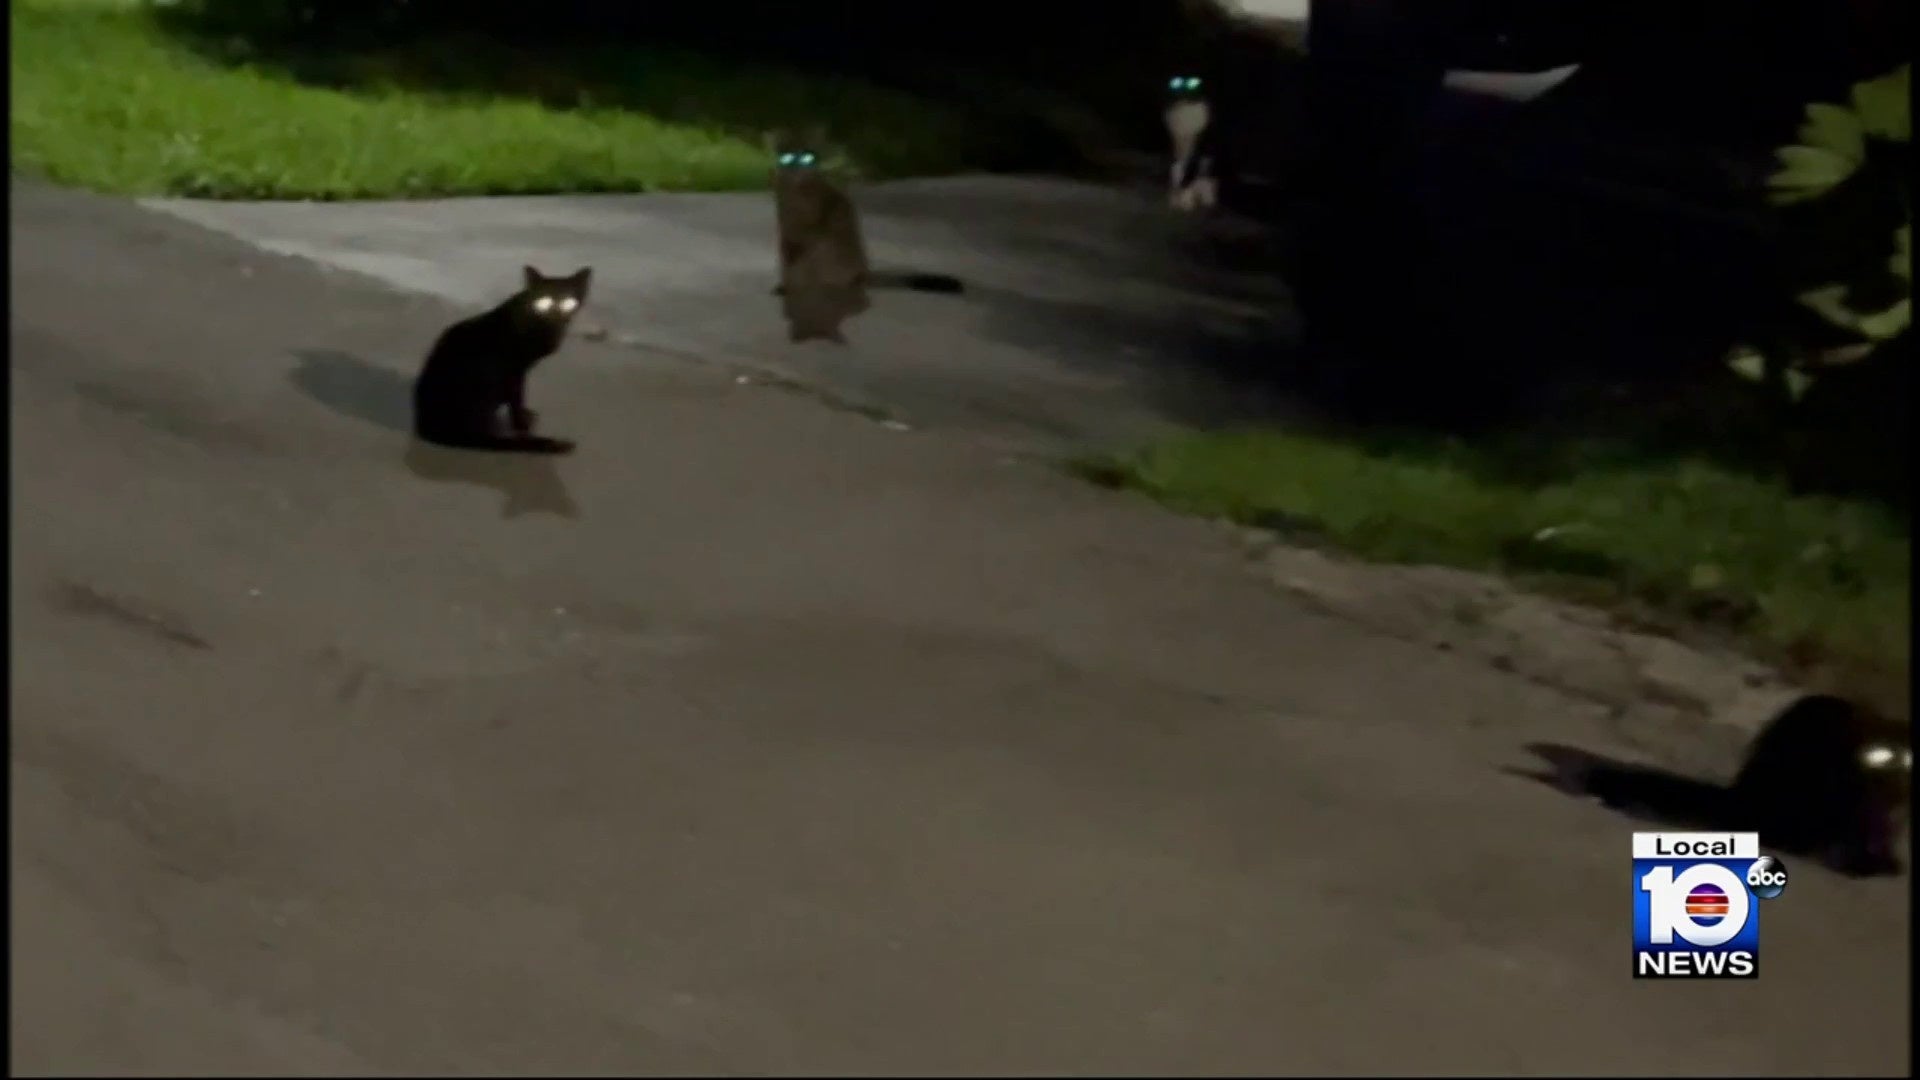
[1632,832,1788,979]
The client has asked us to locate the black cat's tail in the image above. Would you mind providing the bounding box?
[416,429,576,455]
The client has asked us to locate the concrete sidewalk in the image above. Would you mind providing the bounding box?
[1225,0,1310,29]
[11,178,1910,1075]
[145,176,1305,460]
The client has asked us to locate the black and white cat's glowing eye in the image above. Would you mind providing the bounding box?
[1863,745,1898,768]
[1168,76,1182,90]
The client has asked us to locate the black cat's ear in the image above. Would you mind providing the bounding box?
[571,267,592,293]
[523,265,544,288]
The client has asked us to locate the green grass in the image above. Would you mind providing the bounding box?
[10,0,986,199]
[1081,428,1911,694]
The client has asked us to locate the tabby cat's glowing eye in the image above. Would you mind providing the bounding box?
[532,296,555,313]
[1864,745,1897,768]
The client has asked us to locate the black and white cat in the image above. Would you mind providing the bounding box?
[1164,74,1219,212]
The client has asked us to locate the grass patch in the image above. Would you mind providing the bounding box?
[10,0,988,199]
[1084,427,1910,693]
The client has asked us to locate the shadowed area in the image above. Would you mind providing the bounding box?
[286,349,582,518]
[288,348,413,433]
[1510,738,1911,879]
[402,440,582,521]
[1507,741,1740,831]
[153,0,1309,180]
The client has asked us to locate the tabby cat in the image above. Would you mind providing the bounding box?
[770,136,962,344]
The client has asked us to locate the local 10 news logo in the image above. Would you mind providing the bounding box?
[1632,832,1788,979]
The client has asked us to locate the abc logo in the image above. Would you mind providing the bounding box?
[1746,855,1789,899]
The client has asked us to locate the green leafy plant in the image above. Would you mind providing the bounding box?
[1732,64,1911,398]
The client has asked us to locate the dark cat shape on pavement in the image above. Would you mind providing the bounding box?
[412,266,590,453]
[1510,694,1912,878]
[403,439,580,520]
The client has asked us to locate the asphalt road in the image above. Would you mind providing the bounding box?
[10,180,1911,1076]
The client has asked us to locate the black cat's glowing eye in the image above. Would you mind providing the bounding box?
[800,153,817,165]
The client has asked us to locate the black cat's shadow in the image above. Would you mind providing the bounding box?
[402,440,581,520]
[289,349,580,521]
[1504,742,1733,832]
[290,348,414,433]
[1507,740,1910,879]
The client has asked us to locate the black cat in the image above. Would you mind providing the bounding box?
[1515,694,1913,877]
[412,266,590,454]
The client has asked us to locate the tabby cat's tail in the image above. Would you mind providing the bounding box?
[868,271,965,294]
[776,273,965,296]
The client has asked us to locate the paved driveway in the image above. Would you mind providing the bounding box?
[10,180,1909,1075]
